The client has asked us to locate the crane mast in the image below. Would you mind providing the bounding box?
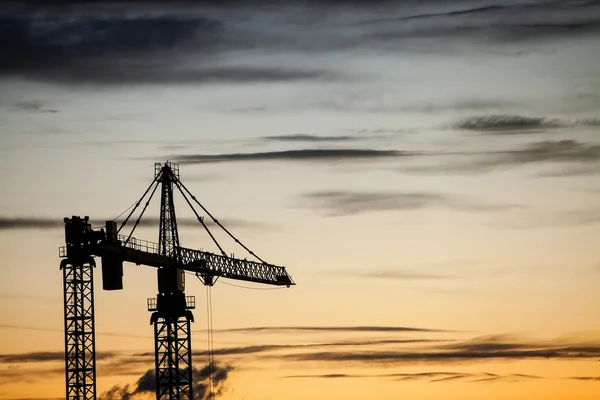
[152,162,193,400]
[59,161,294,400]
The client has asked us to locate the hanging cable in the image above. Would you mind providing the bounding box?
[174,179,227,257]
[123,179,160,246]
[117,172,161,234]
[174,177,267,263]
[112,198,139,223]
[206,285,215,398]
[218,280,287,291]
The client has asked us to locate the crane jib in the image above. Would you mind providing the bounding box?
[92,231,295,289]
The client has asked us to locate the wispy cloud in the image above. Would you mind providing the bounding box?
[0,216,267,231]
[282,371,544,384]
[341,269,454,280]
[218,325,444,334]
[172,149,413,164]
[280,334,600,365]
[300,191,523,216]
[8,100,59,114]
[403,140,600,175]
[570,376,600,381]
[261,134,361,143]
[133,339,446,358]
[0,350,115,363]
[452,114,600,133]
[0,324,149,339]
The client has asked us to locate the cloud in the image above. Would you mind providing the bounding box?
[496,140,600,165]
[537,163,600,177]
[219,325,444,334]
[0,216,264,231]
[282,371,544,383]
[570,376,600,381]
[405,140,600,175]
[98,362,234,400]
[280,334,600,365]
[0,324,139,338]
[0,350,115,363]
[3,0,600,90]
[188,339,445,356]
[300,191,522,216]
[261,134,361,143]
[9,100,59,113]
[172,149,413,164]
[452,115,600,132]
[0,9,339,85]
[342,269,454,280]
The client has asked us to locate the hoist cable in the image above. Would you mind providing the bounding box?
[174,179,227,257]
[123,179,160,246]
[117,172,161,234]
[175,177,267,263]
[206,286,215,397]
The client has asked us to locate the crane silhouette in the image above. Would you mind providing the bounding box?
[59,161,295,400]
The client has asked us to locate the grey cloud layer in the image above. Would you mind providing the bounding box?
[3,1,599,85]
[0,10,338,85]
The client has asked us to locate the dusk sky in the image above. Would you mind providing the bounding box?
[1,0,599,399]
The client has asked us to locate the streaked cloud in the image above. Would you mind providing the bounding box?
[218,325,443,333]
[403,140,600,175]
[194,339,445,356]
[8,100,59,114]
[280,335,600,365]
[282,371,544,384]
[261,134,361,143]
[0,350,115,364]
[0,323,150,339]
[172,149,413,164]
[300,191,523,216]
[570,376,600,381]
[0,216,267,231]
[132,339,447,359]
[341,269,454,281]
[452,114,600,132]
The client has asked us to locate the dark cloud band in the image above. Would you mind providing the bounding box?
[0,216,260,230]
[172,149,412,164]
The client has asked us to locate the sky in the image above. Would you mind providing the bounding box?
[0,0,599,399]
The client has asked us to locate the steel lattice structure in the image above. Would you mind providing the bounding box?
[153,318,193,399]
[60,231,97,400]
[151,162,194,399]
[59,162,294,400]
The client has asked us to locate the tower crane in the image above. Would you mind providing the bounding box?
[58,161,295,400]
